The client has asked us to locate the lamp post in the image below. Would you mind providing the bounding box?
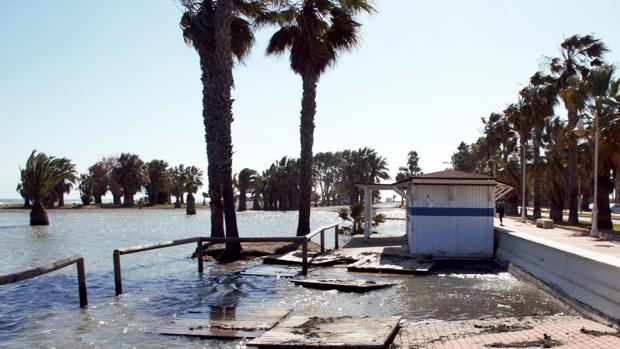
[574,117,599,237]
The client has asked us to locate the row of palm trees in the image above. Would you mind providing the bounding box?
[234,147,397,211]
[17,151,204,225]
[179,0,374,258]
[451,34,619,229]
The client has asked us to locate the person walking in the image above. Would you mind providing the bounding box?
[496,198,505,226]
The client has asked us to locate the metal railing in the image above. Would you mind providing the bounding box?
[0,255,88,307]
[112,223,340,296]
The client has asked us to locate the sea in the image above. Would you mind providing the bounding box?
[0,207,567,348]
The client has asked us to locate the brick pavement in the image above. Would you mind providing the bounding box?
[393,316,620,348]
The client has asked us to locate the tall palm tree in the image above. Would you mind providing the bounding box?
[584,65,617,229]
[185,165,204,215]
[112,153,146,207]
[548,34,608,225]
[21,151,66,225]
[505,101,533,217]
[180,1,260,253]
[520,72,558,218]
[52,158,78,207]
[262,0,374,235]
[236,168,257,211]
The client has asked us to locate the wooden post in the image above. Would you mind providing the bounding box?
[334,224,339,249]
[320,230,325,253]
[301,239,308,275]
[196,239,204,274]
[113,250,122,296]
[76,258,88,307]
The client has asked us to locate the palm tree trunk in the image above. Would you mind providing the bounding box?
[520,137,528,218]
[567,110,579,225]
[597,173,613,229]
[296,71,318,236]
[213,0,241,261]
[532,137,542,219]
[112,193,121,205]
[24,196,31,208]
[199,42,225,238]
[58,193,65,208]
[30,201,49,226]
[238,189,247,211]
[123,193,134,207]
[94,195,102,205]
[549,199,564,222]
[186,193,196,215]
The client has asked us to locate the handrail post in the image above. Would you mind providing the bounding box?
[197,238,204,274]
[320,230,325,253]
[301,239,308,275]
[334,224,339,249]
[76,258,88,307]
[113,250,122,296]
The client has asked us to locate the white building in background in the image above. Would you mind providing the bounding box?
[358,170,512,259]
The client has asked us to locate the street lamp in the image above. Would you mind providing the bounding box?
[574,117,599,238]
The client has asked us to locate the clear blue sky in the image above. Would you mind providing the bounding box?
[1,0,619,198]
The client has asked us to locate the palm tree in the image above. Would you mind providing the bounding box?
[112,153,146,206]
[506,101,533,217]
[145,160,170,206]
[520,72,558,218]
[78,174,94,205]
[103,157,123,205]
[540,117,570,221]
[548,34,608,225]
[185,166,204,215]
[52,158,78,207]
[170,165,187,208]
[262,0,374,235]
[584,65,617,229]
[20,151,66,225]
[236,168,257,211]
[180,1,261,254]
[89,160,109,205]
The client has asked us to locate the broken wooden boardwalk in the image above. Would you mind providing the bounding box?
[347,255,434,274]
[157,306,292,339]
[291,279,396,292]
[264,250,349,267]
[248,315,402,349]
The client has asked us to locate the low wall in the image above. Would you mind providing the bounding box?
[494,228,620,323]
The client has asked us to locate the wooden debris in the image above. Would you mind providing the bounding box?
[158,306,292,339]
[248,315,401,348]
[264,250,350,267]
[347,254,434,274]
[291,278,396,292]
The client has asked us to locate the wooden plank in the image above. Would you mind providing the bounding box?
[291,279,396,292]
[158,307,292,339]
[248,315,401,348]
[265,251,349,267]
[347,255,434,274]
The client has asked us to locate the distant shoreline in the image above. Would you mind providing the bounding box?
[0,203,405,213]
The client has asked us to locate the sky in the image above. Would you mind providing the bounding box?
[1,0,619,199]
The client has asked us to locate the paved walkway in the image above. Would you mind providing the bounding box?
[496,217,620,265]
[394,315,620,348]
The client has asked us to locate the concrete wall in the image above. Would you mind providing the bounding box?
[408,185,494,257]
[495,228,620,322]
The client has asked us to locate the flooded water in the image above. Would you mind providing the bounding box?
[0,208,567,348]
